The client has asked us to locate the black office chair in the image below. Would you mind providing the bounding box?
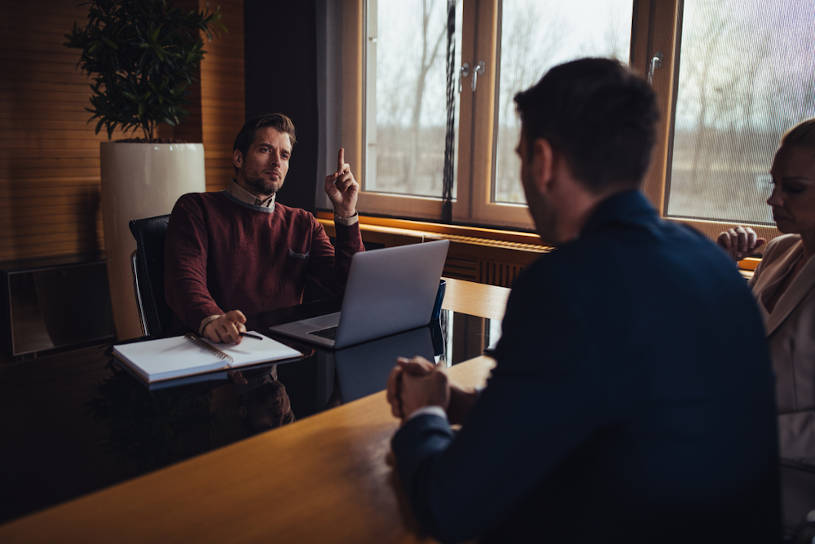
[129,214,172,338]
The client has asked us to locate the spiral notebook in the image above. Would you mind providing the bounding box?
[113,333,302,383]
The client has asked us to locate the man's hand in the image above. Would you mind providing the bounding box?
[717,226,766,261]
[324,147,359,218]
[202,309,247,344]
[386,356,449,420]
[387,356,435,418]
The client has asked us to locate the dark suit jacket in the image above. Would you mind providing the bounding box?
[392,191,780,543]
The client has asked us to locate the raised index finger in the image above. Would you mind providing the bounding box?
[337,147,345,173]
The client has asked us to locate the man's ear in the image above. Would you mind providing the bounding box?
[531,138,555,195]
[232,148,243,170]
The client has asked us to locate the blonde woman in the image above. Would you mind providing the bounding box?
[719,119,815,463]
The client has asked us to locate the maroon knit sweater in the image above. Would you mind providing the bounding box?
[164,191,364,332]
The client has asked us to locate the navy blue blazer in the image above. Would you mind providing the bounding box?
[392,190,780,543]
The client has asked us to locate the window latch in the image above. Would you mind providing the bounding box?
[471,61,486,92]
[459,62,470,93]
[648,52,663,84]
[459,61,486,93]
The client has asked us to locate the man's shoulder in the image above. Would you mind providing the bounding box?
[575,211,730,268]
[170,191,237,224]
[173,190,226,210]
[517,214,742,301]
[273,202,319,225]
[273,201,314,217]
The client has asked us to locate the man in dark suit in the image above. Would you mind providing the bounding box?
[386,58,780,542]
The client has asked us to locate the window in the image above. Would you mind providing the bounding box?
[363,0,462,215]
[338,0,811,242]
[493,1,632,206]
[661,0,815,241]
[360,0,633,228]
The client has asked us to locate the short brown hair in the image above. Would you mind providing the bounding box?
[233,113,297,157]
[781,118,815,150]
[514,58,658,192]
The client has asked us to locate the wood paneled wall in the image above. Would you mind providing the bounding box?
[199,0,244,192]
[0,0,245,263]
[0,3,116,261]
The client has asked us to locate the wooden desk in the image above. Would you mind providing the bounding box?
[0,279,507,543]
[441,276,510,322]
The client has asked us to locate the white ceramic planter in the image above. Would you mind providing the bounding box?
[101,142,205,340]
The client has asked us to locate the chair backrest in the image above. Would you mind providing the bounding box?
[129,214,172,338]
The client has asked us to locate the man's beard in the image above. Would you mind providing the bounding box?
[246,176,279,195]
[524,183,559,243]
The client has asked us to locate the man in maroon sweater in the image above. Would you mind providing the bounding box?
[164,113,364,344]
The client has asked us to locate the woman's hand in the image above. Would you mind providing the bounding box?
[717,226,766,261]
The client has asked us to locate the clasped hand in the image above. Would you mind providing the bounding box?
[717,225,766,261]
[386,356,450,421]
[324,147,359,218]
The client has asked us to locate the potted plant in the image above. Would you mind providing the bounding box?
[65,0,222,339]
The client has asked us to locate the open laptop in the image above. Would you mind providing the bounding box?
[268,239,449,349]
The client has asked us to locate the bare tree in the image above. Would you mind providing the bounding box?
[668,0,814,223]
[402,0,448,188]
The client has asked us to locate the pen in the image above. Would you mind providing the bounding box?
[240,332,263,340]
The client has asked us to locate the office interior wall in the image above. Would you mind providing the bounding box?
[0,0,245,262]
[199,0,245,192]
[244,0,319,212]
[314,0,342,212]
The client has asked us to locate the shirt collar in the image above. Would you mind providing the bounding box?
[227,179,276,209]
[580,189,656,236]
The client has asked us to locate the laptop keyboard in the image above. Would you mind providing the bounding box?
[310,326,338,340]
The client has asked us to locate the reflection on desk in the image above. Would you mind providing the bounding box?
[0,309,496,524]
[0,355,495,543]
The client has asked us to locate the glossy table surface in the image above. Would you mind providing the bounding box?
[2,278,812,542]
[0,278,510,537]
[1,356,497,543]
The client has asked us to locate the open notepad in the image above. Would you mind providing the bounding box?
[112,333,302,384]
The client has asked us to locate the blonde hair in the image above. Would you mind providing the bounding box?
[781,118,815,149]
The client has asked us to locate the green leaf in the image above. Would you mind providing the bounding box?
[65,0,225,140]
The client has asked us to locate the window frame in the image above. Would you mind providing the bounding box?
[641,0,781,243]
[353,0,534,228]
[462,0,532,228]
[339,0,784,244]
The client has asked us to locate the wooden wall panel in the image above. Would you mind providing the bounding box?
[0,2,119,261]
[0,0,245,262]
[200,0,245,192]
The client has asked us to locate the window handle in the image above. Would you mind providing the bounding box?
[471,61,486,92]
[459,62,470,93]
[648,52,663,84]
